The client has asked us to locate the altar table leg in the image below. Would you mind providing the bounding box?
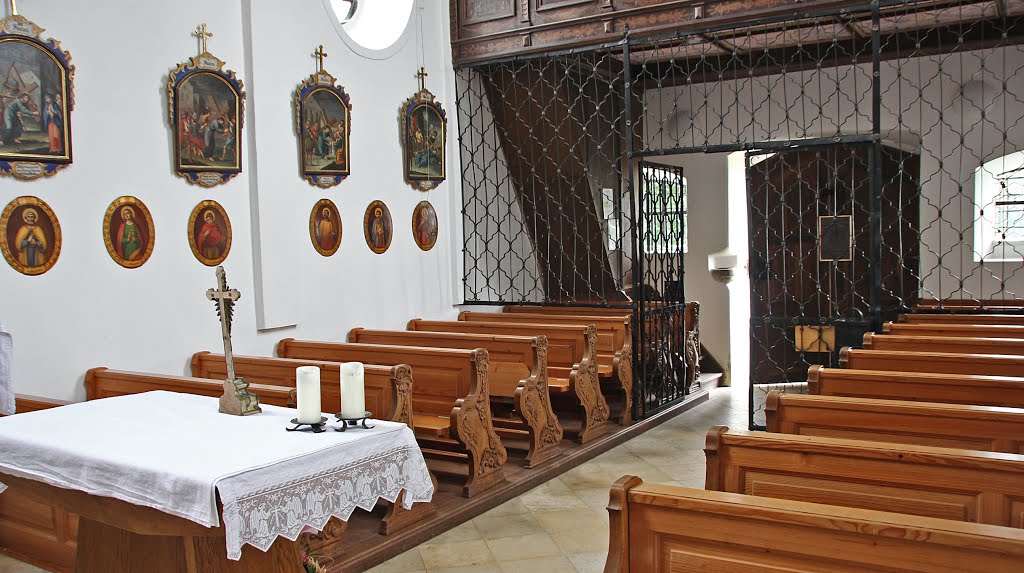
[74,517,303,573]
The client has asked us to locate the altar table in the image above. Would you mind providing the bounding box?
[0,391,434,571]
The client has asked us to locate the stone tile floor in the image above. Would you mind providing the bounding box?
[0,385,745,573]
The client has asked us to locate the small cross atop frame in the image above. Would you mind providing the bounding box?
[416,66,429,92]
[314,44,329,72]
[10,0,17,16]
[206,266,261,416]
[195,23,214,55]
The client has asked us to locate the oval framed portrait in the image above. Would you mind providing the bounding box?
[103,196,155,269]
[0,196,61,276]
[309,198,342,257]
[187,200,232,266]
[412,200,438,251]
[363,200,392,254]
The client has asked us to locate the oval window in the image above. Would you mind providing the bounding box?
[329,0,415,52]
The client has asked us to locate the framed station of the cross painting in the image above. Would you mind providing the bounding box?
[295,45,351,189]
[400,68,446,191]
[168,24,244,187]
[0,12,74,180]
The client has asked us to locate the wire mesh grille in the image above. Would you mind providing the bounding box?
[454,0,1024,424]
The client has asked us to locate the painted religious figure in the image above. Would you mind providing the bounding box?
[188,199,232,266]
[0,13,74,180]
[309,198,341,257]
[0,195,60,275]
[412,200,438,251]
[296,45,351,188]
[363,200,392,254]
[103,196,155,269]
[168,24,244,187]
[401,68,446,191]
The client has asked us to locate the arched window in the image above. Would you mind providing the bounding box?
[974,151,1024,261]
[329,0,415,52]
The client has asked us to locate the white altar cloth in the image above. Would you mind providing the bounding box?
[0,391,434,559]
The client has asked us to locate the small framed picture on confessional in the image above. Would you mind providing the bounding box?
[818,215,853,262]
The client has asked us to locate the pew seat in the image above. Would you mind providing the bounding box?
[839,347,1024,377]
[705,426,1024,527]
[863,332,1024,355]
[766,391,1024,453]
[277,339,507,497]
[604,477,1024,572]
[346,329,563,468]
[809,365,1024,408]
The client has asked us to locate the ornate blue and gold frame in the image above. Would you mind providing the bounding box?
[295,68,351,189]
[167,28,245,188]
[0,15,74,180]
[400,85,446,191]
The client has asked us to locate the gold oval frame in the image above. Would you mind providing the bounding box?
[0,195,61,276]
[363,200,393,254]
[187,199,232,266]
[102,196,156,269]
[412,200,438,252]
[309,198,342,257]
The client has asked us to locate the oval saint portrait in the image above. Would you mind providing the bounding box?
[309,198,342,257]
[363,200,392,254]
[0,196,61,276]
[187,200,232,266]
[103,197,155,269]
[412,200,438,251]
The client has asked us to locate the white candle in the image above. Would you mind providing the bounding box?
[295,366,322,424]
[340,362,366,419]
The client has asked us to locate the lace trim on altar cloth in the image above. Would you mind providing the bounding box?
[219,444,434,560]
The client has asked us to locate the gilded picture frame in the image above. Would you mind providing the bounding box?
[400,86,446,191]
[412,200,438,251]
[168,29,244,188]
[103,196,155,269]
[296,69,351,188]
[0,15,75,180]
[0,195,61,275]
[363,200,392,254]
[309,198,342,257]
[188,199,232,266]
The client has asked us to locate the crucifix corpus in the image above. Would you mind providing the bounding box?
[207,266,261,416]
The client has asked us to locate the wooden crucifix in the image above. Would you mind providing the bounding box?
[195,22,213,54]
[207,266,261,416]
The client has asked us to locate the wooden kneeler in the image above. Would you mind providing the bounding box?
[347,328,563,468]
[277,339,508,497]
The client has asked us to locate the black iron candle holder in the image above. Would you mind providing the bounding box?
[334,411,374,432]
[286,417,328,433]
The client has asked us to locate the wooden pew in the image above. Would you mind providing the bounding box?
[459,311,634,424]
[862,332,1024,355]
[704,426,1024,527]
[901,313,1024,326]
[809,365,1024,408]
[604,477,1024,573]
[407,319,610,443]
[883,321,1024,339]
[838,347,1024,377]
[0,396,75,573]
[765,391,1024,453]
[277,339,507,497]
[191,353,413,430]
[345,329,562,468]
[84,367,432,537]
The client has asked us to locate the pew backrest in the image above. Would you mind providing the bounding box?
[809,365,1024,408]
[883,321,1024,339]
[901,313,1024,326]
[604,477,1024,573]
[84,368,295,406]
[863,332,1024,355]
[190,352,409,423]
[4,395,69,416]
[705,426,1024,527]
[766,391,1024,453]
[839,347,1024,377]
[459,311,629,359]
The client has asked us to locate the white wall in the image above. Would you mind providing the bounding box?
[0,0,462,401]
